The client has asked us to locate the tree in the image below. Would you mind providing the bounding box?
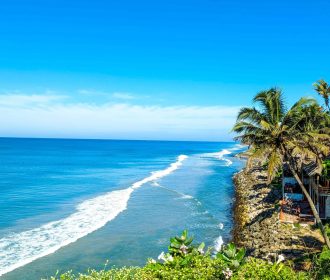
[295,103,330,148]
[232,88,330,249]
[313,79,330,112]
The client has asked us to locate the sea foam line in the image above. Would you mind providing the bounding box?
[213,235,224,253]
[0,155,188,277]
[202,149,233,166]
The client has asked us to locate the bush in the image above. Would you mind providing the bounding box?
[51,257,310,280]
[233,258,308,280]
[143,255,227,280]
[49,267,154,280]
[216,243,246,269]
[52,230,329,280]
[309,247,330,280]
[143,230,228,279]
[168,229,195,256]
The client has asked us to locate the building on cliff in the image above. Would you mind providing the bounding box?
[282,157,330,222]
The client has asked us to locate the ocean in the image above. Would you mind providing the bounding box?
[0,138,245,279]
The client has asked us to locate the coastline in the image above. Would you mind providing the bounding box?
[232,164,324,266]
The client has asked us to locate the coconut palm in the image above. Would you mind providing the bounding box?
[296,103,330,147]
[232,88,330,248]
[313,79,330,112]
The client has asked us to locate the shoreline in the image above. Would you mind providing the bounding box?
[231,164,324,267]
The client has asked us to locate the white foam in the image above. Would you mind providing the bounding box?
[149,171,196,202]
[228,144,246,151]
[180,194,194,199]
[234,144,247,149]
[0,155,188,277]
[189,224,221,230]
[216,149,232,157]
[191,210,209,217]
[218,223,224,230]
[223,158,233,166]
[213,235,224,253]
[202,149,233,166]
[131,155,187,190]
[151,182,160,187]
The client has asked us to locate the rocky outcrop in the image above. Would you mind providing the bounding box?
[232,167,323,262]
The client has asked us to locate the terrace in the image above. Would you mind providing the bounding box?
[280,160,330,223]
[280,182,314,224]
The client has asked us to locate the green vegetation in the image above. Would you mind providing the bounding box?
[216,243,246,269]
[322,159,330,179]
[50,230,330,280]
[314,79,330,112]
[231,86,330,248]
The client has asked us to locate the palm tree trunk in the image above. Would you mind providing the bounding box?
[287,163,330,249]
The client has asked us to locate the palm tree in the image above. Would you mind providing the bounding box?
[296,103,330,147]
[232,88,330,249]
[313,79,330,112]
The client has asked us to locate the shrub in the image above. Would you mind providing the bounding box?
[168,229,195,257]
[144,255,227,280]
[309,247,330,280]
[216,243,246,269]
[48,267,154,280]
[144,230,228,279]
[233,258,308,280]
[322,160,330,179]
[51,230,325,280]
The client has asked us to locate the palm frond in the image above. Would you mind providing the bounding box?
[267,150,282,182]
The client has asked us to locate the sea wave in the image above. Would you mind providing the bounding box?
[230,143,247,151]
[0,154,188,277]
[201,144,247,166]
[202,149,233,166]
[213,235,224,253]
[150,177,196,201]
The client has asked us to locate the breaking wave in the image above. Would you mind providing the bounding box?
[202,149,233,166]
[213,235,224,253]
[0,155,188,277]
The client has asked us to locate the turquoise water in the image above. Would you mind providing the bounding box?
[0,138,245,279]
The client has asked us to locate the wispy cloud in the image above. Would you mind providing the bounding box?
[77,89,110,97]
[0,94,66,108]
[111,92,136,100]
[78,89,137,101]
[0,93,240,141]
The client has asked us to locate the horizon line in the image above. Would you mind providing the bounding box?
[0,136,236,143]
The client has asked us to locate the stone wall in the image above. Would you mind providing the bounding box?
[232,167,323,263]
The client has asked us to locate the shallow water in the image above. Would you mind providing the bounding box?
[0,138,245,279]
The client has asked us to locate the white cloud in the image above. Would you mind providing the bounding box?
[111,92,136,100]
[0,94,66,108]
[78,89,108,96]
[77,89,95,95]
[0,94,240,141]
[78,90,137,101]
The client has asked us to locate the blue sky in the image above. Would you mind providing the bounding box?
[0,0,329,141]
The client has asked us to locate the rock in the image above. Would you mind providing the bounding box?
[232,164,323,264]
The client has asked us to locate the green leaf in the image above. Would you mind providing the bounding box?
[197,242,205,251]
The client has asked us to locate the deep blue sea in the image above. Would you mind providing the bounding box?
[0,138,245,279]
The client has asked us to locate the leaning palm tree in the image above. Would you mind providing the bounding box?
[313,79,330,112]
[232,88,330,249]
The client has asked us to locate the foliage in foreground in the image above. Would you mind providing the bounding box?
[49,230,330,280]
